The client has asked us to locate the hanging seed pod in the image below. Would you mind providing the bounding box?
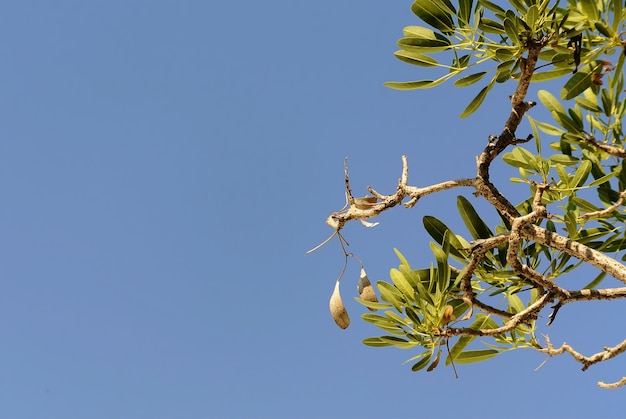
[357,268,378,311]
[330,280,350,329]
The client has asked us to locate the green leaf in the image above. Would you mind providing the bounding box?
[538,89,567,114]
[377,281,405,309]
[454,71,488,87]
[525,5,538,31]
[478,0,505,14]
[398,37,452,53]
[411,352,433,371]
[503,17,519,43]
[430,241,450,293]
[583,271,606,289]
[507,293,525,314]
[385,72,454,89]
[390,269,415,300]
[457,0,473,27]
[549,154,579,166]
[363,337,392,347]
[531,67,573,82]
[457,195,493,240]
[460,78,494,118]
[355,297,392,310]
[403,25,443,39]
[561,71,593,100]
[394,50,439,67]
[570,160,592,188]
[575,96,602,112]
[478,17,505,34]
[411,0,456,34]
[579,0,598,22]
[447,310,500,364]
[534,120,564,136]
[502,147,541,171]
[538,89,581,132]
[495,48,516,61]
[423,215,449,244]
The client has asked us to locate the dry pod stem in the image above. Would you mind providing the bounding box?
[357,268,378,311]
[330,280,350,329]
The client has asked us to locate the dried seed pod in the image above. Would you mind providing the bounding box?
[330,280,350,329]
[357,268,378,311]
[442,305,456,325]
[427,349,442,372]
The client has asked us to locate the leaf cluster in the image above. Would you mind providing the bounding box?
[388,0,626,117]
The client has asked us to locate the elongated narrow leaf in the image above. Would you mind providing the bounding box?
[570,160,592,188]
[579,0,598,21]
[531,68,572,81]
[423,215,450,244]
[447,314,499,364]
[460,78,494,118]
[457,0,473,27]
[377,281,405,310]
[394,50,439,67]
[561,71,593,100]
[478,17,505,34]
[398,37,452,52]
[457,195,493,239]
[430,242,450,293]
[502,147,540,171]
[478,0,505,13]
[575,97,602,112]
[538,89,567,114]
[507,293,525,314]
[525,5,538,31]
[403,25,442,39]
[503,17,519,43]
[385,74,452,90]
[411,0,456,34]
[549,154,579,166]
[454,71,488,87]
[411,353,433,371]
[355,297,392,311]
[453,350,500,363]
[390,269,415,300]
[583,271,607,289]
[363,337,393,347]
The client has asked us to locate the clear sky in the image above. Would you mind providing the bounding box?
[1,1,625,418]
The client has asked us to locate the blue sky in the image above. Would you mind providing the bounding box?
[1,1,625,418]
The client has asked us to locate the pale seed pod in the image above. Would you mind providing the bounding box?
[357,268,378,311]
[442,305,456,325]
[330,280,350,329]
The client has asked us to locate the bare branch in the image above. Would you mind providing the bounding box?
[598,376,626,389]
[583,132,626,158]
[326,156,476,230]
[447,291,554,337]
[582,190,626,219]
[540,335,626,372]
[525,225,626,286]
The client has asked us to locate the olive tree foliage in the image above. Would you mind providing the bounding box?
[310,0,626,388]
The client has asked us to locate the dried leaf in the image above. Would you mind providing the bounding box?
[360,219,380,228]
[353,196,378,209]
